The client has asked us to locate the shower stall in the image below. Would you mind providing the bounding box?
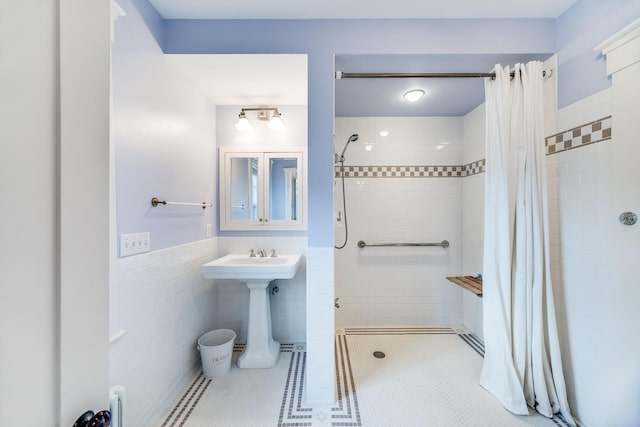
[333,114,483,333]
[332,55,550,336]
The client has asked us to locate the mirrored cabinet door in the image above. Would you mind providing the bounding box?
[228,155,261,222]
[266,153,302,224]
[220,148,306,231]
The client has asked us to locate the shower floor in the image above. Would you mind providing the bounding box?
[157,327,571,427]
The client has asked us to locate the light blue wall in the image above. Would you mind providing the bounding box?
[113,0,216,252]
[130,0,164,49]
[162,18,556,247]
[556,0,640,107]
[116,0,640,249]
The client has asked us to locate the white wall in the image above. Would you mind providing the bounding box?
[334,117,463,326]
[461,104,486,339]
[547,88,615,427]
[547,24,640,425]
[0,1,59,424]
[1,1,111,426]
[605,42,640,427]
[110,1,221,425]
[59,1,112,422]
[109,239,218,427]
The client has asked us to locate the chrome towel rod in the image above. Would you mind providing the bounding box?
[358,240,449,249]
[151,197,213,209]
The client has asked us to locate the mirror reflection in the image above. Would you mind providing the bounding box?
[269,157,298,221]
[228,155,299,224]
[230,157,259,221]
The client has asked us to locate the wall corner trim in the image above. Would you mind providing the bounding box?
[111,1,126,43]
[595,18,640,76]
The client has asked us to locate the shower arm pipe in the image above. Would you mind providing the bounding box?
[151,197,213,209]
[357,240,450,249]
[335,71,547,79]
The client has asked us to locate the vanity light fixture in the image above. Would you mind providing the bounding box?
[235,110,252,131]
[268,109,285,131]
[235,107,285,132]
[403,89,425,102]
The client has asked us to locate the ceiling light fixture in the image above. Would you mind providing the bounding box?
[403,89,425,102]
[235,107,285,132]
[379,130,389,137]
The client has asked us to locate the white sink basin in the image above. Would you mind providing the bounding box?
[202,253,302,369]
[203,254,301,280]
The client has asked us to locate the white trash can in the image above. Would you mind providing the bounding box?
[197,329,236,379]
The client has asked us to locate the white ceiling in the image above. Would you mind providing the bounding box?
[149,0,577,20]
[166,54,308,106]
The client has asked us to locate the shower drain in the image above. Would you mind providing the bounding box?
[373,351,386,359]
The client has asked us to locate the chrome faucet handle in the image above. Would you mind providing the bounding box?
[249,249,256,257]
[270,249,277,257]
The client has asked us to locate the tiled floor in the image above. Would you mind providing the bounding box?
[158,328,572,427]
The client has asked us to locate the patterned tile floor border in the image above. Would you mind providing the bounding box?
[160,328,574,427]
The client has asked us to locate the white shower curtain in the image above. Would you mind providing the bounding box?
[480,61,575,426]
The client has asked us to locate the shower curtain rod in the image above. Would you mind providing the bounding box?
[335,70,547,79]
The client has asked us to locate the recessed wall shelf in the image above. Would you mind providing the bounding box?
[446,276,483,297]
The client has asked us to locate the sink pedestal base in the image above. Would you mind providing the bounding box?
[237,280,280,368]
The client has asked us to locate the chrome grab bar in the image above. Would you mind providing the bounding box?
[357,240,449,249]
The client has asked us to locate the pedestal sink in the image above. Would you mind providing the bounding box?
[203,254,301,368]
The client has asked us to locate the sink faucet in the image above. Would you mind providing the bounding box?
[249,249,256,257]
[256,248,267,257]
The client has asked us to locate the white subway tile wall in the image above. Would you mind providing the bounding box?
[109,238,218,427]
[306,247,336,403]
[546,88,613,425]
[334,117,465,328]
[215,237,308,343]
[462,104,486,340]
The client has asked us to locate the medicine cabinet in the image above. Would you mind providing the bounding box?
[219,147,306,231]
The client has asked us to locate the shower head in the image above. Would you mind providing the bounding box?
[337,133,359,162]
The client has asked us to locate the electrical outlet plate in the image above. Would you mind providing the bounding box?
[120,232,150,257]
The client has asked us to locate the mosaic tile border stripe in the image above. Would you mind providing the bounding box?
[341,326,456,335]
[233,342,299,353]
[458,333,485,357]
[456,332,573,427]
[278,351,313,426]
[335,160,485,179]
[334,117,612,178]
[332,335,362,426]
[160,373,211,427]
[160,344,301,427]
[545,116,612,155]
[161,331,572,427]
